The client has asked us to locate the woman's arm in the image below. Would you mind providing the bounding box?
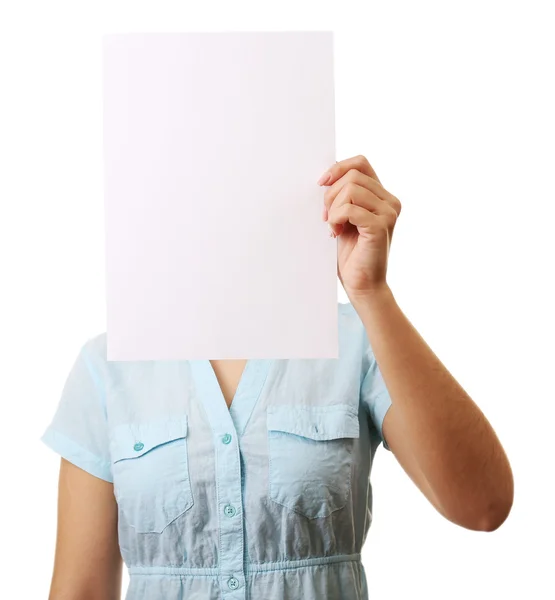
[320,154,514,532]
[353,286,514,532]
[47,458,122,600]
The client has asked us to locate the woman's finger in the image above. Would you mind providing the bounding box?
[327,203,384,234]
[331,182,391,217]
[326,182,398,237]
[317,154,381,186]
[323,168,400,216]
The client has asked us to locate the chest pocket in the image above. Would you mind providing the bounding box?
[267,403,360,519]
[110,416,193,534]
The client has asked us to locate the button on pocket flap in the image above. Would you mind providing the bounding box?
[267,404,360,441]
[111,416,188,462]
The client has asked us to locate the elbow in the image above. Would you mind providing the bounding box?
[457,474,514,532]
[475,459,515,532]
[478,499,513,532]
[476,481,514,532]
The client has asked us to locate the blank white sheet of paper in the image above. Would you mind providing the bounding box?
[103,31,337,361]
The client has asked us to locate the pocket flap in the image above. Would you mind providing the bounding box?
[110,416,188,461]
[267,404,360,440]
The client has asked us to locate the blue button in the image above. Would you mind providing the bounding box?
[227,577,239,590]
[133,442,144,452]
[222,433,232,444]
[224,504,236,517]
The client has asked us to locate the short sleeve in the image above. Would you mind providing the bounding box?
[360,346,393,452]
[40,339,113,482]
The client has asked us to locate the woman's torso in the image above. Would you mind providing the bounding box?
[90,302,385,600]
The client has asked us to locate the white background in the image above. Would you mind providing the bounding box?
[1,1,554,598]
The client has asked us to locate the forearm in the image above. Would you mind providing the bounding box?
[351,285,514,529]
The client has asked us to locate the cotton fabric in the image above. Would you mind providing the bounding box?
[41,301,393,600]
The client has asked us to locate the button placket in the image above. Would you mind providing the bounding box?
[187,358,273,599]
[217,427,245,596]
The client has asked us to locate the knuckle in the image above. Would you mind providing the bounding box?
[344,203,357,216]
[346,168,360,181]
[343,181,358,197]
[385,207,398,225]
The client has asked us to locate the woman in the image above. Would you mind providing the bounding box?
[41,154,514,600]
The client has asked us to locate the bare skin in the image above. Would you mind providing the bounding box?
[209,359,248,409]
[47,459,122,600]
[322,154,514,532]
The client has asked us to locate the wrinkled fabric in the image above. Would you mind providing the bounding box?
[41,301,393,600]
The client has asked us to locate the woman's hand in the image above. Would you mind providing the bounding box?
[318,155,402,301]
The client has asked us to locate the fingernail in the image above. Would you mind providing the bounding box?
[322,206,328,222]
[328,224,336,237]
[317,171,332,186]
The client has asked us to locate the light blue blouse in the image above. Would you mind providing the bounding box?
[41,301,392,600]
